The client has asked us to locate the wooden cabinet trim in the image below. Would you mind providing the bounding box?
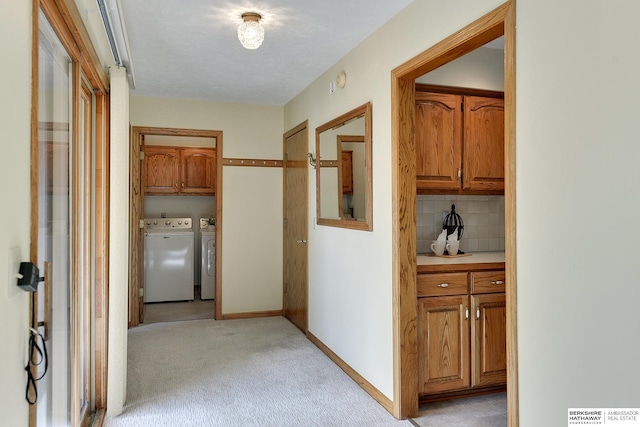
[417,261,505,274]
[416,84,504,99]
[222,158,283,167]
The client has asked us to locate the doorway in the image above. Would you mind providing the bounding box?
[283,121,309,332]
[129,126,223,326]
[390,1,517,423]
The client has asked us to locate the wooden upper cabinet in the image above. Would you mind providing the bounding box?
[143,146,180,194]
[181,148,216,194]
[143,145,216,196]
[463,96,504,191]
[415,88,504,194]
[415,92,463,191]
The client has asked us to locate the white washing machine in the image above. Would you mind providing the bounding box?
[144,217,194,303]
[200,225,215,300]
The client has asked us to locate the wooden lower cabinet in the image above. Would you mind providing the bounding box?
[471,293,507,387]
[418,295,470,394]
[417,269,506,396]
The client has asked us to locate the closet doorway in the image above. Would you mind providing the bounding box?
[390,1,517,423]
[129,126,223,327]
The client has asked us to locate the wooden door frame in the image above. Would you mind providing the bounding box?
[129,126,223,326]
[390,1,517,423]
[282,121,309,332]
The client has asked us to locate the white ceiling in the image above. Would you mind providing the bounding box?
[114,0,415,106]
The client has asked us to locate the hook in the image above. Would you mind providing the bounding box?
[307,153,316,169]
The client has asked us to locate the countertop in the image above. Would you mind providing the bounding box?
[417,251,505,267]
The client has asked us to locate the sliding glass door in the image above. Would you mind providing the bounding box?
[34,9,92,426]
[36,11,72,425]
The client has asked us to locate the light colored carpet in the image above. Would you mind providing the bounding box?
[105,316,412,427]
[411,392,507,427]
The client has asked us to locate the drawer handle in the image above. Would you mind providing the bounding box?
[465,306,469,320]
[436,283,449,288]
[491,280,504,285]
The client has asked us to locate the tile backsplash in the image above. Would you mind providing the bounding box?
[417,195,505,254]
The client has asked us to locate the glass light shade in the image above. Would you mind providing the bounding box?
[237,20,264,49]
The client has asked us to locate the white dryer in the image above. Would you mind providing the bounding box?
[144,217,194,303]
[200,226,215,300]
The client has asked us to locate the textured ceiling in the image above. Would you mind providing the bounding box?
[119,0,414,106]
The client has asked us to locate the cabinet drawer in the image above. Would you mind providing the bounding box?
[471,271,505,294]
[417,273,468,297]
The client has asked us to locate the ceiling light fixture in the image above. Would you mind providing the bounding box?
[237,12,264,49]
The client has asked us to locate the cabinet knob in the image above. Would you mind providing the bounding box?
[436,283,449,288]
[465,306,469,320]
[476,307,481,320]
[296,239,307,244]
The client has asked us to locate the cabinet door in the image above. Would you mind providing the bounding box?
[463,96,504,191]
[418,295,470,394]
[180,148,216,195]
[415,92,463,191]
[341,151,353,194]
[471,293,507,387]
[143,146,180,194]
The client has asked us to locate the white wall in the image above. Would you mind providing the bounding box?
[0,1,33,425]
[130,96,284,315]
[516,1,640,425]
[416,46,504,91]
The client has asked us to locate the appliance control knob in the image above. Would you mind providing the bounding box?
[146,220,151,225]
[178,220,183,225]
[165,220,171,226]
[153,220,158,225]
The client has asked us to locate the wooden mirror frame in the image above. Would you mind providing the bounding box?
[315,102,373,231]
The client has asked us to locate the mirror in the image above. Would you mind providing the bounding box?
[315,102,372,231]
